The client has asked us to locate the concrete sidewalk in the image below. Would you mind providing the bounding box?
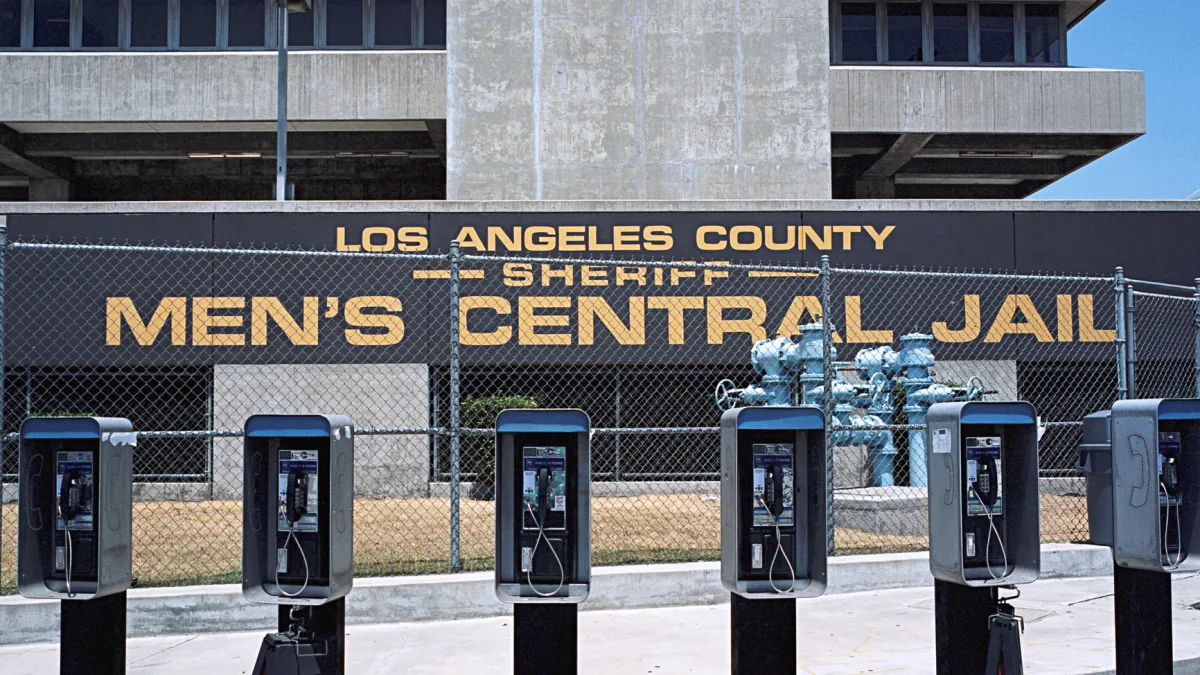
[4,574,1198,674]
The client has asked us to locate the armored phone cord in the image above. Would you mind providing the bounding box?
[276,526,310,598]
[57,501,75,598]
[1163,482,1182,569]
[756,495,796,594]
[525,501,565,598]
[970,486,1008,581]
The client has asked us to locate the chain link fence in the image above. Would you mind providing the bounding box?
[1,240,1197,593]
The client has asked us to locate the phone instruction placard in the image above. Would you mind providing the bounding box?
[278,449,320,533]
[522,446,567,529]
[752,443,794,527]
[965,437,1003,517]
[56,451,94,531]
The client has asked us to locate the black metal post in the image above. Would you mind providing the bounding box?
[514,604,577,674]
[277,599,346,674]
[1114,566,1172,674]
[934,580,996,675]
[730,594,796,675]
[60,592,126,675]
[275,0,288,201]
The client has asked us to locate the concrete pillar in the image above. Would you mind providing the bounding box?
[853,176,895,199]
[447,0,832,200]
[28,178,71,201]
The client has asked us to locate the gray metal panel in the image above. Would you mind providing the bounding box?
[720,406,827,599]
[17,416,134,601]
[494,409,591,603]
[241,414,355,606]
[1111,399,1200,572]
[927,401,1040,587]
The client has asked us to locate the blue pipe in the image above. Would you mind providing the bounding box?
[855,347,899,487]
[896,333,936,487]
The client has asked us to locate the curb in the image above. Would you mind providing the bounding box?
[0,543,1111,645]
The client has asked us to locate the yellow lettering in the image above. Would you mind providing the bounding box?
[578,297,646,345]
[525,226,556,252]
[459,296,512,346]
[933,295,982,343]
[984,294,1055,343]
[336,227,360,252]
[844,296,893,343]
[503,263,534,287]
[581,266,608,286]
[192,297,245,346]
[832,225,861,250]
[559,226,587,252]
[455,226,486,251]
[1057,294,1073,342]
[697,225,726,251]
[647,296,705,344]
[764,225,795,251]
[518,297,572,345]
[541,264,574,286]
[802,226,832,251]
[644,225,674,251]
[729,225,762,251]
[489,227,520,252]
[1078,294,1116,342]
[864,225,895,250]
[106,297,187,346]
[344,296,405,346]
[397,226,428,252]
[775,296,842,342]
[251,297,319,346]
[707,296,767,345]
[362,226,394,253]
[613,225,640,251]
[617,267,648,286]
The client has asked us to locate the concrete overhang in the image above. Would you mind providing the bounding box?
[0,50,446,125]
[1065,1,1105,28]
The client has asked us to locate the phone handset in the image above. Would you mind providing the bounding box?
[767,464,784,518]
[59,469,82,523]
[1160,447,1180,497]
[537,468,550,523]
[975,456,999,508]
[285,470,308,528]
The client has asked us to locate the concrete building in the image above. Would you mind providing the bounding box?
[0,0,1142,201]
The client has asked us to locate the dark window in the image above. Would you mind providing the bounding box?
[82,0,120,47]
[0,0,20,47]
[229,0,264,46]
[886,3,922,62]
[932,3,968,62]
[375,0,412,46]
[979,3,1015,63]
[840,3,877,62]
[180,0,218,47]
[288,9,314,47]
[422,0,444,46]
[1025,3,1060,64]
[33,0,71,47]
[131,0,169,47]
[326,0,363,46]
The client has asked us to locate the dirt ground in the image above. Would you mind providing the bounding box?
[0,493,1089,592]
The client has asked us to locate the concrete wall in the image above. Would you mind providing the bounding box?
[211,364,430,500]
[830,67,1145,134]
[0,51,446,123]
[447,0,832,200]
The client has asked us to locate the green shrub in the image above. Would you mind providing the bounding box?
[461,395,538,487]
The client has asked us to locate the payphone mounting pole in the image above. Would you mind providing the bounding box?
[275,599,346,675]
[934,581,997,675]
[514,603,577,673]
[730,594,795,675]
[1113,567,1172,674]
[61,592,127,675]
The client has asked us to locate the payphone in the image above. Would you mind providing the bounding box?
[18,417,135,675]
[243,414,353,675]
[720,406,827,598]
[927,401,1038,675]
[1109,399,1199,572]
[494,409,590,602]
[928,402,1039,586]
[494,409,590,674]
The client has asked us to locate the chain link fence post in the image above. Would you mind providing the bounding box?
[820,255,834,555]
[448,240,462,572]
[0,219,6,579]
[1126,283,1138,399]
[1194,278,1200,397]
[1115,267,1128,401]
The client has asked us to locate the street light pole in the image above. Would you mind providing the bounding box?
[275,0,289,201]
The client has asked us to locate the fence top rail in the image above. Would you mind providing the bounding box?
[1132,289,1198,302]
[830,265,1112,284]
[1127,277,1198,295]
[8,240,450,262]
[459,252,821,275]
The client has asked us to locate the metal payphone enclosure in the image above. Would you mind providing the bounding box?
[928,401,1040,587]
[242,414,355,605]
[17,417,134,600]
[495,409,591,603]
[720,406,827,599]
[1110,399,1200,573]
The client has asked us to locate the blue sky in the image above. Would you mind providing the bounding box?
[1031,1,1200,199]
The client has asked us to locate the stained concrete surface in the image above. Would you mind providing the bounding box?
[4,574,1198,674]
